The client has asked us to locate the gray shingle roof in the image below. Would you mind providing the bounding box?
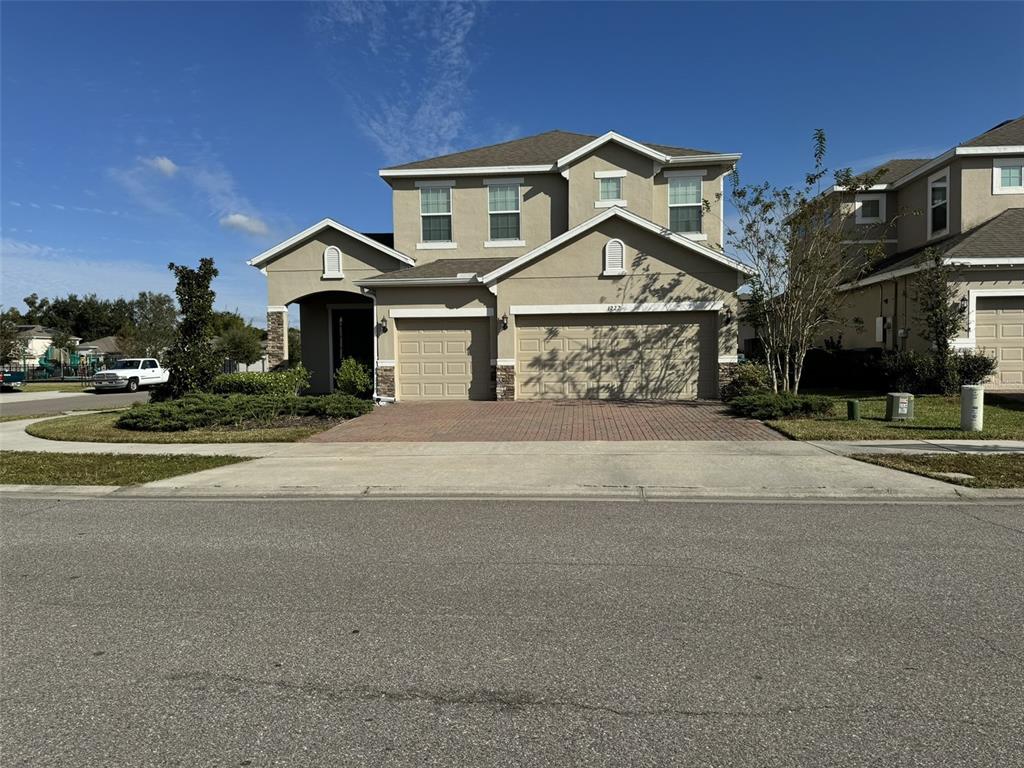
[865,207,1024,277]
[861,158,931,184]
[960,115,1024,147]
[361,257,516,282]
[382,130,722,171]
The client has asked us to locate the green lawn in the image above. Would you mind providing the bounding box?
[767,394,1024,440]
[0,413,55,423]
[853,453,1024,488]
[0,450,248,486]
[17,382,96,393]
[25,411,328,443]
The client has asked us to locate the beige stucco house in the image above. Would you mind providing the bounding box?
[250,130,752,400]
[827,116,1024,390]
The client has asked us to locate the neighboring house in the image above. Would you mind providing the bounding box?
[250,130,752,400]
[77,335,122,365]
[828,116,1024,390]
[14,325,82,363]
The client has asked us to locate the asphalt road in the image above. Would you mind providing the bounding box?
[0,389,149,416]
[2,497,1022,766]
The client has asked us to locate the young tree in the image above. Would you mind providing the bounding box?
[217,325,263,366]
[729,130,896,393]
[117,292,178,358]
[913,248,965,394]
[0,307,26,366]
[162,258,220,398]
[48,329,77,376]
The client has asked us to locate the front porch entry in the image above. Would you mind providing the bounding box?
[330,305,374,380]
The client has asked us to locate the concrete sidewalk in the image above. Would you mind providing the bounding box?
[2,416,1021,501]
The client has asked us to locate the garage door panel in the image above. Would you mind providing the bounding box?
[976,296,1024,390]
[396,318,491,400]
[516,312,711,401]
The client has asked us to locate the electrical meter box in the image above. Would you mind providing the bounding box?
[885,392,915,421]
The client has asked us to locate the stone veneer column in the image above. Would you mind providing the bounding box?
[376,363,395,400]
[718,361,739,399]
[266,305,289,369]
[495,362,516,400]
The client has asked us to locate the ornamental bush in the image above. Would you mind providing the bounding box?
[115,391,372,432]
[953,349,998,387]
[728,393,834,420]
[211,365,311,397]
[334,358,373,398]
[720,362,773,401]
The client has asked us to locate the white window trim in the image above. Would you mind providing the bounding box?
[992,157,1024,195]
[389,307,494,319]
[322,245,344,279]
[663,169,707,178]
[602,238,626,276]
[854,193,885,224]
[927,169,949,240]
[594,170,627,178]
[595,199,627,209]
[952,287,1024,350]
[596,175,624,206]
[668,174,703,235]
[509,301,724,315]
[486,180,521,243]
[419,183,454,247]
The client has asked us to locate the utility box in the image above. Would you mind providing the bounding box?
[961,385,984,432]
[885,392,914,421]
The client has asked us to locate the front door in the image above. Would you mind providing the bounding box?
[330,308,374,379]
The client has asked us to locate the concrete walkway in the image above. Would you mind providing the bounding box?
[3,415,1021,500]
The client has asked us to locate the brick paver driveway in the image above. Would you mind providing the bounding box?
[309,400,783,442]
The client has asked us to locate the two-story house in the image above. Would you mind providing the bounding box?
[828,116,1024,390]
[249,130,752,400]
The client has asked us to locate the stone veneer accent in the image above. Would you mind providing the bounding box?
[495,364,516,401]
[376,365,395,399]
[717,362,739,399]
[266,308,288,369]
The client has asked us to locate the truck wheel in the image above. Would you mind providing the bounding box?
[126,378,139,393]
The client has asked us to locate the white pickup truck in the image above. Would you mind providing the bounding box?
[93,358,170,392]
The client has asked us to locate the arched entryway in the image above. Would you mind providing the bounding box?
[293,290,375,393]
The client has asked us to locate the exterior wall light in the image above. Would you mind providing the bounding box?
[723,307,734,325]
[379,316,388,333]
[499,313,508,331]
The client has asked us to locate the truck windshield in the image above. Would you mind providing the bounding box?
[116,360,143,369]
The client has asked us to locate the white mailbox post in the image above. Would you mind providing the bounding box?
[960,385,984,432]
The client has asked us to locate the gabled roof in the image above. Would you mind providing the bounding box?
[860,158,931,185]
[481,206,754,285]
[842,208,1024,289]
[15,324,80,341]
[379,129,737,177]
[79,335,121,354]
[247,218,414,269]
[960,115,1024,148]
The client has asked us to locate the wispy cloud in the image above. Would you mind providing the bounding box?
[219,212,268,236]
[314,1,481,164]
[141,155,179,177]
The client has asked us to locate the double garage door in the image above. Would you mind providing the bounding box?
[976,296,1024,390]
[516,312,715,400]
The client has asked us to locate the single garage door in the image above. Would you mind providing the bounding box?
[396,317,492,400]
[515,312,715,400]
[975,296,1023,390]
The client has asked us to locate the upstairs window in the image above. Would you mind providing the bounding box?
[420,185,453,242]
[994,159,1024,194]
[668,175,702,234]
[487,182,520,240]
[928,172,948,237]
[595,170,626,207]
[603,238,626,276]
[322,245,343,278]
[855,193,885,224]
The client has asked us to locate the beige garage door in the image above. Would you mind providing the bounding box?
[515,312,715,400]
[976,296,1023,390]
[396,317,492,400]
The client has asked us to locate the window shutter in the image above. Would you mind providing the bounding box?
[604,239,625,273]
[323,246,343,277]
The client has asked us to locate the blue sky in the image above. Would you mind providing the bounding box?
[2,1,1022,327]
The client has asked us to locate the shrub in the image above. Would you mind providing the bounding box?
[728,393,834,420]
[115,390,372,432]
[953,349,998,386]
[721,362,773,401]
[334,358,373,398]
[211,365,310,397]
[878,350,933,393]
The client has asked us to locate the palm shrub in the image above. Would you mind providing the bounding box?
[334,357,373,398]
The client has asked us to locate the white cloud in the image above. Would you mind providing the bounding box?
[141,155,179,177]
[315,1,481,164]
[219,212,269,236]
[8,201,21,207]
